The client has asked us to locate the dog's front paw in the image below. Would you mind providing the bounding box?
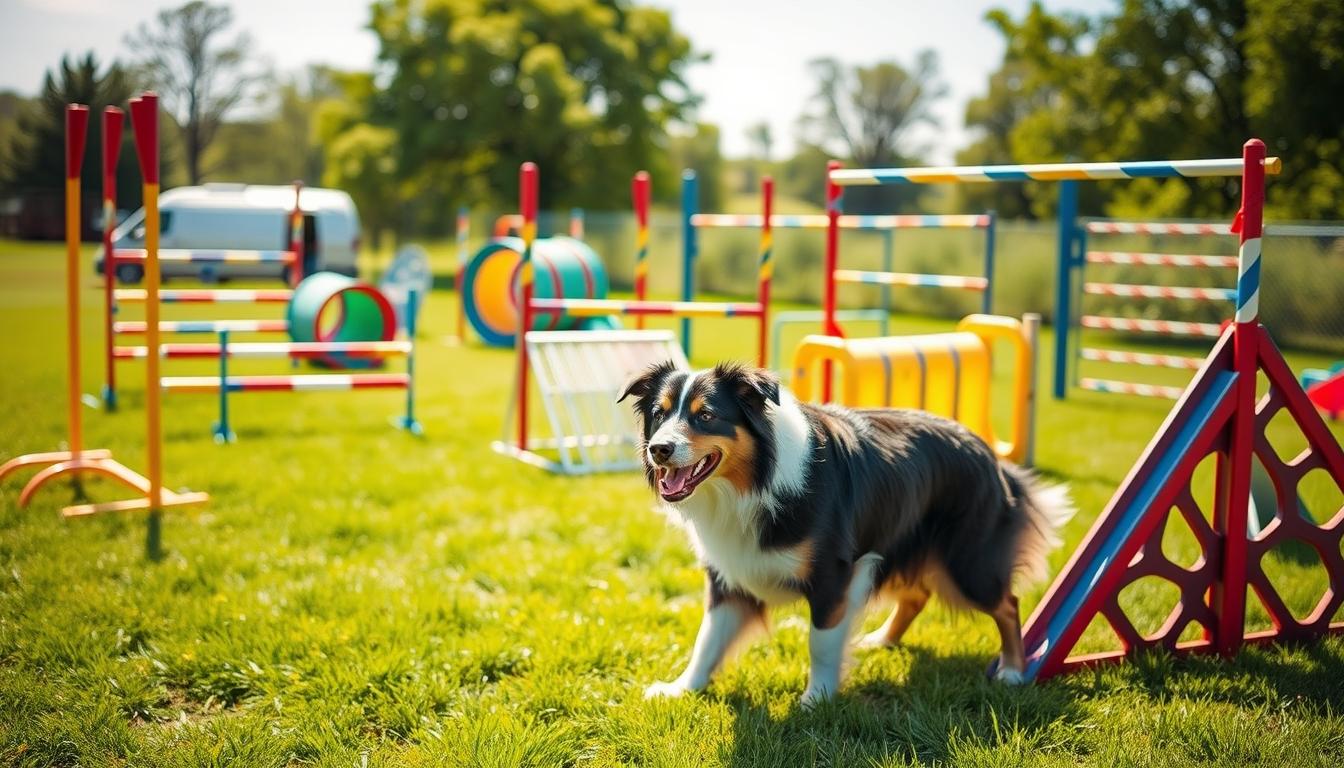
[643,679,691,700]
[993,666,1026,685]
[799,684,835,709]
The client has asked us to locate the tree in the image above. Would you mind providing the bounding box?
[366,0,700,214]
[1,53,141,237]
[799,53,947,213]
[668,122,724,213]
[125,1,267,185]
[204,66,343,185]
[323,123,400,252]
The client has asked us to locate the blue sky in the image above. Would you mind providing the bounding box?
[0,0,1114,161]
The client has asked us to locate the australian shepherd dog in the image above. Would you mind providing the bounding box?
[620,361,1073,707]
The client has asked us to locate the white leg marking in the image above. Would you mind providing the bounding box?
[802,553,882,708]
[645,599,757,699]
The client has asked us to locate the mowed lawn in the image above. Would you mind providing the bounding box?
[2,238,1343,767]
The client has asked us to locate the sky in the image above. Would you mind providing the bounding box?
[0,0,1115,162]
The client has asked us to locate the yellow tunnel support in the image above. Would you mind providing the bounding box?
[791,313,1039,464]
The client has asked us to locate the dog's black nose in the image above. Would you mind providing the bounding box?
[649,442,674,462]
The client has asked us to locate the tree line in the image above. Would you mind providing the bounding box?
[1,0,1340,243]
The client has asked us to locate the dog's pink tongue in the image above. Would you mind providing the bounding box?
[661,465,695,495]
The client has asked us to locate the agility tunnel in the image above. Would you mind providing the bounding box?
[461,236,616,348]
[287,272,398,368]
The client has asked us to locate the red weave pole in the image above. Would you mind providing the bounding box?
[289,181,304,286]
[756,176,773,367]
[822,160,842,401]
[64,105,90,454]
[1213,138,1267,656]
[101,107,124,410]
[633,171,651,330]
[516,162,538,451]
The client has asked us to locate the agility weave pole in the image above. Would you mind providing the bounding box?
[832,143,1344,680]
[2,96,209,556]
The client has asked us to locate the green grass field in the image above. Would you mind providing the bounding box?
[2,238,1343,767]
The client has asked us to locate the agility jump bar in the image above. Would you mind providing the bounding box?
[162,373,410,393]
[1086,221,1232,236]
[1081,347,1206,370]
[1086,251,1239,269]
[529,298,765,318]
[114,340,411,360]
[1082,315,1223,338]
[113,319,290,334]
[690,213,990,229]
[835,270,988,291]
[114,288,294,303]
[831,157,1281,186]
[112,249,298,264]
[1078,377,1184,399]
[1084,282,1236,301]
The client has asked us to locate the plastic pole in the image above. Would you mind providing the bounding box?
[1214,138,1266,657]
[401,289,421,434]
[880,229,892,337]
[569,207,584,239]
[983,211,996,314]
[1052,180,1079,400]
[680,171,697,358]
[516,163,538,451]
[757,176,773,366]
[129,93,162,512]
[289,181,304,286]
[101,107,123,411]
[213,330,234,443]
[823,160,842,401]
[64,105,90,456]
[633,172,651,330]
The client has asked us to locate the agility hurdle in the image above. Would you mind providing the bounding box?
[2,96,208,556]
[832,144,1344,681]
[496,164,774,474]
[99,176,306,408]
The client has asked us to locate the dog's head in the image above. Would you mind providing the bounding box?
[619,361,780,503]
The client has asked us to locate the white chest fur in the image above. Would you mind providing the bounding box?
[671,480,806,605]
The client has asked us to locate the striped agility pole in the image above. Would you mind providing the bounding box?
[114,289,293,303]
[1081,315,1223,338]
[690,213,990,229]
[530,298,765,319]
[831,157,1281,186]
[114,341,411,359]
[632,171,651,330]
[287,181,304,286]
[162,373,410,393]
[1086,251,1239,269]
[1083,282,1236,302]
[101,106,124,411]
[1086,221,1233,236]
[516,162,538,451]
[1080,347,1205,370]
[112,249,298,264]
[757,176,773,366]
[1079,377,1184,399]
[835,270,988,290]
[114,319,290,334]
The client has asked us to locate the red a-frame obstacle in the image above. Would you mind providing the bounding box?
[1018,142,1344,681]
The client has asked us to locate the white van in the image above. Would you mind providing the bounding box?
[98,183,361,283]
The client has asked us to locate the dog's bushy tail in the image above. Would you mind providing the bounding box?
[1006,466,1077,583]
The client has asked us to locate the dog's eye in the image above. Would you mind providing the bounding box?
[697,411,714,423]
[650,407,664,421]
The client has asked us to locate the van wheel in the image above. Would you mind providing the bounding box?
[115,264,144,285]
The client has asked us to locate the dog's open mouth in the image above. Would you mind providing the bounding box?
[657,451,722,502]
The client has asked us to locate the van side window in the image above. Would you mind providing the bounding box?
[131,211,173,241]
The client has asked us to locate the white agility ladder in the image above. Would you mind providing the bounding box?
[493,330,688,475]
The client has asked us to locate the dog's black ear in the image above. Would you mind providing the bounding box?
[716,362,780,409]
[618,360,678,404]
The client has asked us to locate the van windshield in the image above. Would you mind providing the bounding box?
[112,209,172,243]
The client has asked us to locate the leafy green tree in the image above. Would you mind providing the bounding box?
[778,142,837,209]
[1,53,142,232]
[125,1,268,185]
[366,0,700,214]
[204,67,343,185]
[799,53,946,213]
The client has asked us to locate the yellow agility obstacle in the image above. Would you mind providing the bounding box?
[790,314,1039,464]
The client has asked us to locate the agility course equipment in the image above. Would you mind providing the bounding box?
[1072,218,1238,399]
[98,106,124,409]
[496,164,774,474]
[833,143,1344,681]
[1305,364,1344,420]
[791,314,1039,465]
[2,96,208,552]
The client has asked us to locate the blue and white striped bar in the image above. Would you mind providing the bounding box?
[831,157,1282,186]
[834,269,988,290]
[1236,237,1262,323]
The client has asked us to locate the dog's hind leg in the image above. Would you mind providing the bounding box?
[989,592,1027,684]
[856,582,930,649]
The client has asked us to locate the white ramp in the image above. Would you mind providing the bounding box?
[493,330,688,474]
